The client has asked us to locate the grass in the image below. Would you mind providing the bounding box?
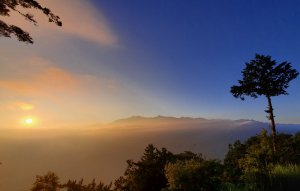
[269,164,300,191]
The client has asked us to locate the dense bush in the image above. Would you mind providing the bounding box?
[269,164,300,191]
[164,159,223,191]
[224,130,300,191]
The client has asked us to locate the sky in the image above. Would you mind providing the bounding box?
[0,0,299,128]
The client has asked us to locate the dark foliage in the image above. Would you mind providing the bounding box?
[63,179,112,191]
[31,172,112,191]
[224,140,247,185]
[230,54,299,151]
[0,0,62,43]
[224,130,300,190]
[231,54,299,99]
[114,144,175,191]
[164,159,224,191]
[31,171,60,191]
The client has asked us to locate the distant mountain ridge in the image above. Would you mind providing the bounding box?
[105,116,300,162]
[109,115,298,133]
[110,115,209,129]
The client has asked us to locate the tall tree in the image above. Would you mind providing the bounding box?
[114,144,174,191]
[0,0,62,43]
[231,54,299,151]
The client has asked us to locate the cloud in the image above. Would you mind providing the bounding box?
[0,80,37,96]
[1,0,117,46]
[35,67,79,90]
[11,102,35,111]
[0,56,124,100]
[0,59,79,96]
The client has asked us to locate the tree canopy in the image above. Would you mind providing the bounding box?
[231,54,298,100]
[114,144,175,191]
[164,159,223,191]
[31,171,60,191]
[0,0,62,43]
[231,54,299,151]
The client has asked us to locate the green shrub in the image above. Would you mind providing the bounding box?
[269,164,300,191]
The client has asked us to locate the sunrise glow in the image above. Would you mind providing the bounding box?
[25,118,33,124]
[21,117,37,127]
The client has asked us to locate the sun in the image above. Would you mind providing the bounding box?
[21,116,37,127]
[25,118,33,124]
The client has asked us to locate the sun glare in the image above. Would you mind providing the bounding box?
[21,116,37,127]
[25,118,33,124]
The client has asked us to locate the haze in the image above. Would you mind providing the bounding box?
[0,116,299,190]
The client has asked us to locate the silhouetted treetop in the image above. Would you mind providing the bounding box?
[31,171,60,191]
[231,54,298,100]
[231,54,298,152]
[0,0,62,43]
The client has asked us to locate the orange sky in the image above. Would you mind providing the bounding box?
[0,0,167,128]
[1,0,299,129]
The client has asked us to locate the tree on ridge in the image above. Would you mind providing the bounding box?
[231,54,299,151]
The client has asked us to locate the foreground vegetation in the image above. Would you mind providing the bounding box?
[31,129,300,191]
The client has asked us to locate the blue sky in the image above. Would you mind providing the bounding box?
[92,0,300,122]
[0,0,299,127]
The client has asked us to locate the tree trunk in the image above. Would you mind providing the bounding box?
[266,95,277,152]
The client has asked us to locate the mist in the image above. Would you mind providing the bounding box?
[0,116,299,190]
